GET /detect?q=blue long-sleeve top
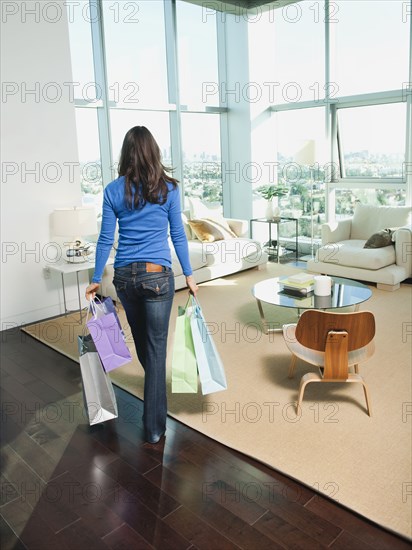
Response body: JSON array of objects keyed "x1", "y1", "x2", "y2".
[{"x1": 92, "y1": 176, "x2": 192, "y2": 283}]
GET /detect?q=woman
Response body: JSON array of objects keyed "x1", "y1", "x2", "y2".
[{"x1": 85, "y1": 126, "x2": 198, "y2": 444}]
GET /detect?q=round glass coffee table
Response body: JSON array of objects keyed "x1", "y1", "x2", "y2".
[{"x1": 252, "y1": 276, "x2": 373, "y2": 334}]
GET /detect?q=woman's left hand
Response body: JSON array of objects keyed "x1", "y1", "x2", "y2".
[
  {"x1": 85, "y1": 282, "x2": 100, "y2": 301},
  {"x1": 186, "y1": 275, "x2": 199, "y2": 297}
]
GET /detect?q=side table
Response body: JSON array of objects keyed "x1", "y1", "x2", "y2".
[
  {"x1": 250, "y1": 217, "x2": 299, "y2": 263},
  {"x1": 45, "y1": 258, "x2": 114, "y2": 323}
]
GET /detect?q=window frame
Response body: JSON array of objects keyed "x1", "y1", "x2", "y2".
[
  {"x1": 71, "y1": 0, "x2": 227, "y2": 210},
  {"x1": 269, "y1": 0, "x2": 412, "y2": 220},
  {"x1": 332, "y1": 91, "x2": 408, "y2": 186}
]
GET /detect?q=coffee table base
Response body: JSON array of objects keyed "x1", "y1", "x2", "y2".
[
  {"x1": 256, "y1": 299, "x2": 298, "y2": 334},
  {"x1": 256, "y1": 298, "x2": 362, "y2": 334}
]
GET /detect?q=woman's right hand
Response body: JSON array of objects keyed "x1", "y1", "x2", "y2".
[
  {"x1": 186, "y1": 275, "x2": 199, "y2": 297},
  {"x1": 85, "y1": 282, "x2": 100, "y2": 301}
]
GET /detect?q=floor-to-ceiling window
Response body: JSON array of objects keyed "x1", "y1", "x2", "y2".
[
  {"x1": 270, "y1": 0, "x2": 328, "y2": 245},
  {"x1": 176, "y1": 0, "x2": 222, "y2": 207},
  {"x1": 67, "y1": 0, "x2": 411, "y2": 231},
  {"x1": 66, "y1": 0, "x2": 224, "y2": 213},
  {"x1": 67, "y1": 0, "x2": 104, "y2": 214},
  {"x1": 269, "y1": 0, "x2": 411, "y2": 244},
  {"x1": 329, "y1": 0, "x2": 410, "y2": 217}
]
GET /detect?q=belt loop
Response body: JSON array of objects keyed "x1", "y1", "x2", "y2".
[{"x1": 131, "y1": 262, "x2": 137, "y2": 275}]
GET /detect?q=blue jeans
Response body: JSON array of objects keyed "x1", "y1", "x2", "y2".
[{"x1": 112, "y1": 262, "x2": 174, "y2": 441}]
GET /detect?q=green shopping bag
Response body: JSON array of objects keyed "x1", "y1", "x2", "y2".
[{"x1": 171, "y1": 299, "x2": 198, "y2": 393}]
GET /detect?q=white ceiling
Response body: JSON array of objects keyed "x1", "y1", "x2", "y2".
[{"x1": 183, "y1": 0, "x2": 302, "y2": 14}]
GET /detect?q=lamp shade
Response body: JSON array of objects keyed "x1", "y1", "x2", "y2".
[
  {"x1": 294, "y1": 139, "x2": 316, "y2": 166},
  {"x1": 53, "y1": 207, "x2": 98, "y2": 237}
]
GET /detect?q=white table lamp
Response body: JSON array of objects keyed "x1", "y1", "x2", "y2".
[{"x1": 53, "y1": 207, "x2": 98, "y2": 263}]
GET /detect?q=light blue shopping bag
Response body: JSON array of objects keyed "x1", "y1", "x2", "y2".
[{"x1": 190, "y1": 297, "x2": 227, "y2": 395}]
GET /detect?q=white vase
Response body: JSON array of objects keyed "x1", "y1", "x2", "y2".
[
  {"x1": 265, "y1": 201, "x2": 273, "y2": 220},
  {"x1": 265, "y1": 198, "x2": 280, "y2": 220}
]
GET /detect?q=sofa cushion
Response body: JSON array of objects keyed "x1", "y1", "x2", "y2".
[
  {"x1": 364, "y1": 229, "x2": 394, "y2": 249},
  {"x1": 351, "y1": 204, "x2": 411, "y2": 240},
  {"x1": 188, "y1": 218, "x2": 237, "y2": 242},
  {"x1": 317, "y1": 239, "x2": 396, "y2": 270}
]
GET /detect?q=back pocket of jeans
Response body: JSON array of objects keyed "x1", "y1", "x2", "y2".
[{"x1": 141, "y1": 277, "x2": 169, "y2": 296}]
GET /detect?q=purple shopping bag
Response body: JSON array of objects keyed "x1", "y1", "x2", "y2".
[
  {"x1": 102, "y1": 297, "x2": 124, "y2": 334},
  {"x1": 86, "y1": 300, "x2": 132, "y2": 372}
]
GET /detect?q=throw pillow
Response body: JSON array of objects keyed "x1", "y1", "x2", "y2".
[
  {"x1": 188, "y1": 197, "x2": 234, "y2": 234},
  {"x1": 364, "y1": 229, "x2": 394, "y2": 249},
  {"x1": 188, "y1": 218, "x2": 237, "y2": 242},
  {"x1": 181, "y1": 213, "x2": 194, "y2": 240}
]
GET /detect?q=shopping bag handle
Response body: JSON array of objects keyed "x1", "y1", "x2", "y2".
[
  {"x1": 191, "y1": 295, "x2": 201, "y2": 310},
  {"x1": 89, "y1": 297, "x2": 105, "y2": 319},
  {"x1": 80, "y1": 298, "x2": 103, "y2": 341},
  {"x1": 183, "y1": 295, "x2": 192, "y2": 311}
]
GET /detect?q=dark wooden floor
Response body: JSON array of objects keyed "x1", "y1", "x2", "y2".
[{"x1": 1, "y1": 327, "x2": 410, "y2": 550}]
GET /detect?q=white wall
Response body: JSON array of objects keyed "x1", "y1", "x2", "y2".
[{"x1": 1, "y1": 1, "x2": 86, "y2": 327}]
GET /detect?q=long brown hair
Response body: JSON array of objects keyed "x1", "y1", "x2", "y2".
[{"x1": 118, "y1": 126, "x2": 178, "y2": 209}]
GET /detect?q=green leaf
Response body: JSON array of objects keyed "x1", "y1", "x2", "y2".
[{"x1": 256, "y1": 185, "x2": 289, "y2": 200}]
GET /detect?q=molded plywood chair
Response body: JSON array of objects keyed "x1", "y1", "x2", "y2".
[{"x1": 283, "y1": 310, "x2": 375, "y2": 416}]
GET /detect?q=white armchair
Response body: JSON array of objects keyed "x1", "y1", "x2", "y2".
[{"x1": 307, "y1": 204, "x2": 412, "y2": 291}]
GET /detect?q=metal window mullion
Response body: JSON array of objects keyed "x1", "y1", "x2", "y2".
[
  {"x1": 333, "y1": 93, "x2": 406, "y2": 109},
  {"x1": 406, "y1": 4, "x2": 412, "y2": 205},
  {"x1": 330, "y1": 180, "x2": 406, "y2": 190},
  {"x1": 217, "y1": 13, "x2": 230, "y2": 216},
  {"x1": 336, "y1": 112, "x2": 344, "y2": 179},
  {"x1": 325, "y1": 0, "x2": 330, "y2": 96},
  {"x1": 90, "y1": 0, "x2": 113, "y2": 186},
  {"x1": 327, "y1": 103, "x2": 339, "y2": 219},
  {"x1": 164, "y1": 0, "x2": 183, "y2": 203},
  {"x1": 74, "y1": 100, "x2": 103, "y2": 108},
  {"x1": 324, "y1": 101, "x2": 333, "y2": 221},
  {"x1": 324, "y1": 0, "x2": 331, "y2": 141},
  {"x1": 270, "y1": 90, "x2": 407, "y2": 113},
  {"x1": 324, "y1": 0, "x2": 332, "y2": 221},
  {"x1": 271, "y1": 101, "x2": 326, "y2": 112}
]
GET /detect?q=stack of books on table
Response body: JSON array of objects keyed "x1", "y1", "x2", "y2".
[{"x1": 280, "y1": 273, "x2": 315, "y2": 296}]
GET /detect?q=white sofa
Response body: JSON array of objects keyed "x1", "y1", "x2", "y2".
[
  {"x1": 100, "y1": 214, "x2": 268, "y2": 301},
  {"x1": 307, "y1": 204, "x2": 412, "y2": 291}
]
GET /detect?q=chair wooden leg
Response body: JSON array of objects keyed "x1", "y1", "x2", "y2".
[
  {"x1": 354, "y1": 364, "x2": 359, "y2": 374},
  {"x1": 348, "y1": 374, "x2": 372, "y2": 416},
  {"x1": 360, "y1": 380, "x2": 372, "y2": 417},
  {"x1": 288, "y1": 355, "x2": 297, "y2": 378},
  {"x1": 296, "y1": 375, "x2": 319, "y2": 414},
  {"x1": 296, "y1": 381, "x2": 304, "y2": 415}
]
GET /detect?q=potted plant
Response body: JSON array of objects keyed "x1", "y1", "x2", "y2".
[{"x1": 257, "y1": 184, "x2": 289, "y2": 219}]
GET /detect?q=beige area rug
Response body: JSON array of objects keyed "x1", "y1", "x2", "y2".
[{"x1": 23, "y1": 263, "x2": 412, "y2": 539}]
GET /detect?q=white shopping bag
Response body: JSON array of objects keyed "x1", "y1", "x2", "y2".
[{"x1": 78, "y1": 335, "x2": 118, "y2": 425}]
